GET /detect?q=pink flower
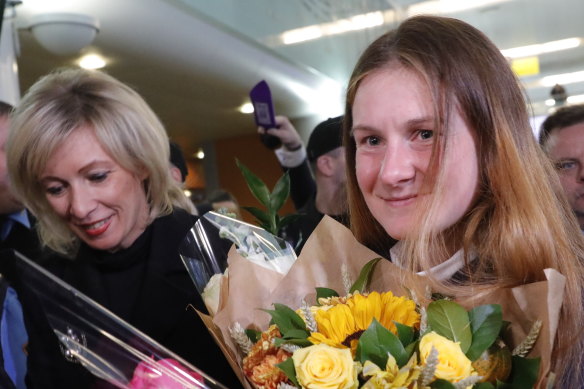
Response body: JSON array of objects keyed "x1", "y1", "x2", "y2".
[{"x1": 129, "y1": 358, "x2": 204, "y2": 389}]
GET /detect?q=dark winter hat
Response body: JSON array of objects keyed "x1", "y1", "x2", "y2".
[
  {"x1": 306, "y1": 115, "x2": 344, "y2": 162},
  {"x1": 169, "y1": 141, "x2": 188, "y2": 182}
]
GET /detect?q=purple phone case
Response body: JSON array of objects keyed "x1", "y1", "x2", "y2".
[{"x1": 250, "y1": 80, "x2": 276, "y2": 129}]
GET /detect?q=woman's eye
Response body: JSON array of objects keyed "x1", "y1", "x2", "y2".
[
  {"x1": 89, "y1": 171, "x2": 109, "y2": 182},
  {"x1": 365, "y1": 135, "x2": 381, "y2": 146},
  {"x1": 417, "y1": 129, "x2": 434, "y2": 140},
  {"x1": 46, "y1": 185, "x2": 64, "y2": 196}
]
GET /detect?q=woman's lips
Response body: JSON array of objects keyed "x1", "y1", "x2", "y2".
[
  {"x1": 80, "y1": 216, "x2": 112, "y2": 237},
  {"x1": 382, "y1": 195, "x2": 417, "y2": 207}
]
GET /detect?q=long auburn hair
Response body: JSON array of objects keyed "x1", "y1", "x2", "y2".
[
  {"x1": 344, "y1": 15, "x2": 584, "y2": 385},
  {"x1": 7, "y1": 68, "x2": 193, "y2": 256}
]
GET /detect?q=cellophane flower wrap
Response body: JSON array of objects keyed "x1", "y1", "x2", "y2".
[
  {"x1": 12, "y1": 252, "x2": 228, "y2": 389},
  {"x1": 185, "y1": 216, "x2": 564, "y2": 389}
]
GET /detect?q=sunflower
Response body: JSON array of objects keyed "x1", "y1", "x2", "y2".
[{"x1": 308, "y1": 291, "x2": 420, "y2": 353}]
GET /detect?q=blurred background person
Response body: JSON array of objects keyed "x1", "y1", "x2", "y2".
[
  {"x1": 258, "y1": 115, "x2": 316, "y2": 211},
  {"x1": 260, "y1": 116, "x2": 347, "y2": 252},
  {"x1": 7, "y1": 68, "x2": 238, "y2": 388},
  {"x1": 207, "y1": 189, "x2": 241, "y2": 219},
  {"x1": 0, "y1": 101, "x2": 37, "y2": 389},
  {"x1": 169, "y1": 140, "x2": 189, "y2": 184},
  {"x1": 539, "y1": 104, "x2": 584, "y2": 231},
  {"x1": 168, "y1": 140, "x2": 198, "y2": 215}
]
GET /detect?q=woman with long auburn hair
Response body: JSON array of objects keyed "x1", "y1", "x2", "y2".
[{"x1": 344, "y1": 15, "x2": 584, "y2": 385}]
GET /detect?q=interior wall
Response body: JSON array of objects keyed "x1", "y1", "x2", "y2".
[{"x1": 214, "y1": 133, "x2": 296, "y2": 224}]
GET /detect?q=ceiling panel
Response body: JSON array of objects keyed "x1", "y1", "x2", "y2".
[{"x1": 4, "y1": 0, "x2": 584, "y2": 156}]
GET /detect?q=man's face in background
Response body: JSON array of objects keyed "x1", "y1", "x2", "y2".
[{"x1": 546, "y1": 122, "x2": 584, "y2": 229}]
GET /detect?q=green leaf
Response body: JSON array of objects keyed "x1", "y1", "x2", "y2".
[
  {"x1": 276, "y1": 357, "x2": 299, "y2": 387},
  {"x1": 430, "y1": 379, "x2": 456, "y2": 388},
  {"x1": 270, "y1": 171, "x2": 290, "y2": 213},
  {"x1": 236, "y1": 159, "x2": 270, "y2": 206},
  {"x1": 395, "y1": 322, "x2": 415, "y2": 347},
  {"x1": 474, "y1": 383, "x2": 495, "y2": 389},
  {"x1": 241, "y1": 206, "x2": 271, "y2": 227},
  {"x1": 245, "y1": 329, "x2": 261, "y2": 343},
  {"x1": 281, "y1": 329, "x2": 310, "y2": 340},
  {"x1": 356, "y1": 319, "x2": 408, "y2": 368},
  {"x1": 349, "y1": 257, "x2": 381, "y2": 293},
  {"x1": 262, "y1": 303, "x2": 309, "y2": 337},
  {"x1": 274, "y1": 337, "x2": 312, "y2": 347},
  {"x1": 427, "y1": 300, "x2": 472, "y2": 353},
  {"x1": 404, "y1": 340, "x2": 418, "y2": 358},
  {"x1": 496, "y1": 356, "x2": 540, "y2": 389},
  {"x1": 466, "y1": 304, "x2": 503, "y2": 361},
  {"x1": 316, "y1": 287, "x2": 339, "y2": 301}
]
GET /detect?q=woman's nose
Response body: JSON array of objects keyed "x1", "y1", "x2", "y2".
[
  {"x1": 378, "y1": 144, "x2": 416, "y2": 187},
  {"x1": 68, "y1": 185, "x2": 96, "y2": 219}
]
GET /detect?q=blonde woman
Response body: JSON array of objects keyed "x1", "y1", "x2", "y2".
[
  {"x1": 344, "y1": 16, "x2": 584, "y2": 386},
  {"x1": 7, "y1": 68, "x2": 238, "y2": 388}
]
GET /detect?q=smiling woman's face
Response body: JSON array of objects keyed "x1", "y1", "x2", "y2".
[
  {"x1": 40, "y1": 125, "x2": 149, "y2": 252},
  {"x1": 351, "y1": 66, "x2": 480, "y2": 240}
]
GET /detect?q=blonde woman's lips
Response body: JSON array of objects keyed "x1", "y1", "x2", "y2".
[{"x1": 81, "y1": 216, "x2": 112, "y2": 236}]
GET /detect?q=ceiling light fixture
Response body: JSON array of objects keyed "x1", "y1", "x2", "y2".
[
  {"x1": 276, "y1": 0, "x2": 510, "y2": 46},
  {"x1": 28, "y1": 12, "x2": 100, "y2": 55},
  {"x1": 409, "y1": 0, "x2": 510, "y2": 15},
  {"x1": 281, "y1": 11, "x2": 383, "y2": 45},
  {"x1": 540, "y1": 70, "x2": 584, "y2": 87},
  {"x1": 568, "y1": 94, "x2": 584, "y2": 104},
  {"x1": 78, "y1": 54, "x2": 106, "y2": 69},
  {"x1": 239, "y1": 102, "x2": 254, "y2": 114},
  {"x1": 501, "y1": 37, "x2": 582, "y2": 59}
]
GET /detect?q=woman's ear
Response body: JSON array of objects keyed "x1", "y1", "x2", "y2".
[{"x1": 136, "y1": 165, "x2": 149, "y2": 181}]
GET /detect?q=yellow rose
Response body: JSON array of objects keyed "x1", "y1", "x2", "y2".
[
  {"x1": 293, "y1": 344, "x2": 358, "y2": 389},
  {"x1": 419, "y1": 332, "x2": 476, "y2": 383}
]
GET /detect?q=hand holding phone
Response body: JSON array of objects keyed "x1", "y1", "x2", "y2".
[{"x1": 249, "y1": 80, "x2": 281, "y2": 149}]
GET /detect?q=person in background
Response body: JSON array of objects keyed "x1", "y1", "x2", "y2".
[
  {"x1": 6, "y1": 68, "x2": 239, "y2": 388},
  {"x1": 539, "y1": 104, "x2": 584, "y2": 230},
  {"x1": 258, "y1": 115, "x2": 316, "y2": 211},
  {"x1": 0, "y1": 101, "x2": 37, "y2": 389},
  {"x1": 169, "y1": 141, "x2": 189, "y2": 184},
  {"x1": 344, "y1": 15, "x2": 584, "y2": 385},
  {"x1": 168, "y1": 140, "x2": 198, "y2": 215},
  {"x1": 207, "y1": 189, "x2": 242, "y2": 220},
  {"x1": 261, "y1": 116, "x2": 348, "y2": 252}
]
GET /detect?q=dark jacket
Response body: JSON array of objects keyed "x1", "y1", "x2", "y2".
[
  {"x1": 19, "y1": 209, "x2": 241, "y2": 388},
  {"x1": 280, "y1": 194, "x2": 347, "y2": 254}
]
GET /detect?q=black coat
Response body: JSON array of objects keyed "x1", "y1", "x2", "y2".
[{"x1": 19, "y1": 209, "x2": 241, "y2": 388}]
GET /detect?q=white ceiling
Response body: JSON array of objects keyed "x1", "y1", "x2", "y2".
[{"x1": 5, "y1": 0, "x2": 584, "y2": 157}]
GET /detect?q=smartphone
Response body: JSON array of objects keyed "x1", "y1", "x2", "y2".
[{"x1": 249, "y1": 80, "x2": 281, "y2": 149}]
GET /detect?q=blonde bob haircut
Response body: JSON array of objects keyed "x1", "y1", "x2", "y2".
[
  {"x1": 7, "y1": 68, "x2": 193, "y2": 256},
  {"x1": 344, "y1": 16, "x2": 584, "y2": 385}
]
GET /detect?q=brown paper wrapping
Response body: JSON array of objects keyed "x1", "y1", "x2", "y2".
[{"x1": 203, "y1": 216, "x2": 564, "y2": 388}]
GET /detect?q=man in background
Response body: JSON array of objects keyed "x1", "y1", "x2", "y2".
[
  {"x1": 259, "y1": 116, "x2": 347, "y2": 252},
  {"x1": 540, "y1": 104, "x2": 584, "y2": 230},
  {"x1": 0, "y1": 101, "x2": 37, "y2": 389},
  {"x1": 169, "y1": 141, "x2": 198, "y2": 215}
]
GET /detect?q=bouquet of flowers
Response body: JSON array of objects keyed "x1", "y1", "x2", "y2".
[
  {"x1": 231, "y1": 259, "x2": 543, "y2": 388},
  {"x1": 12, "y1": 252, "x2": 228, "y2": 389},
  {"x1": 181, "y1": 216, "x2": 564, "y2": 389}
]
